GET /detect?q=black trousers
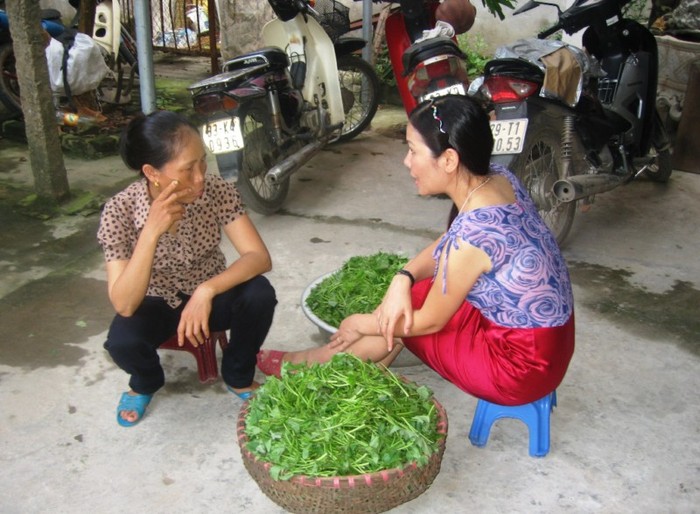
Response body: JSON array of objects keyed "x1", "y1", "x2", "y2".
[{"x1": 104, "y1": 276, "x2": 277, "y2": 394}]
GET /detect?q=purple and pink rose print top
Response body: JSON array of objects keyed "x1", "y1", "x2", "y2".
[{"x1": 433, "y1": 164, "x2": 573, "y2": 329}]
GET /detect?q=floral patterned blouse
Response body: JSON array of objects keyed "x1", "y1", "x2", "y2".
[
  {"x1": 97, "y1": 174, "x2": 245, "y2": 308},
  {"x1": 433, "y1": 164, "x2": 573, "y2": 328}
]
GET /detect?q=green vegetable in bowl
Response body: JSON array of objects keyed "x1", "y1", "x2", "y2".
[
  {"x1": 305, "y1": 252, "x2": 409, "y2": 328},
  {"x1": 244, "y1": 353, "x2": 441, "y2": 481}
]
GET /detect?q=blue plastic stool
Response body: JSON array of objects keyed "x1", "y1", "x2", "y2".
[{"x1": 468, "y1": 391, "x2": 557, "y2": 457}]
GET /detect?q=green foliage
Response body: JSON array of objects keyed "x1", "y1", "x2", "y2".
[
  {"x1": 305, "y1": 252, "x2": 409, "y2": 328},
  {"x1": 456, "y1": 33, "x2": 490, "y2": 77},
  {"x1": 480, "y1": 0, "x2": 517, "y2": 20},
  {"x1": 622, "y1": 0, "x2": 651, "y2": 24},
  {"x1": 245, "y1": 353, "x2": 441, "y2": 480},
  {"x1": 374, "y1": 45, "x2": 397, "y2": 89}
]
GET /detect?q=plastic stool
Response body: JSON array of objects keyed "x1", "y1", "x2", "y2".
[
  {"x1": 468, "y1": 391, "x2": 557, "y2": 457},
  {"x1": 159, "y1": 331, "x2": 229, "y2": 383}
]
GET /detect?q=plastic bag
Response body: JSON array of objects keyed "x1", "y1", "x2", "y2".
[
  {"x1": 494, "y1": 38, "x2": 604, "y2": 106},
  {"x1": 45, "y1": 33, "x2": 110, "y2": 96}
]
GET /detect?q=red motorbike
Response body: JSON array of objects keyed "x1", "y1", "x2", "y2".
[{"x1": 371, "y1": 0, "x2": 472, "y2": 114}]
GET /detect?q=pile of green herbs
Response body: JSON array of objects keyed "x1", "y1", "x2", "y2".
[
  {"x1": 305, "y1": 252, "x2": 409, "y2": 328},
  {"x1": 245, "y1": 353, "x2": 441, "y2": 481}
]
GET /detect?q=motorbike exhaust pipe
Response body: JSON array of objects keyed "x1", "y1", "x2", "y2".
[
  {"x1": 265, "y1": 123, "x2": 344, "y2": 185},
  {"x1": 265, "y1": 140, "x2": 326, "y2": 185},
  {"x1": 552, "y1": 174, "x2": 625, "y2": 202}
]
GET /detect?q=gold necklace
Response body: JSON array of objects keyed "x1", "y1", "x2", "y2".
[{"x1": 458, "y1": 176, "x2": 492, "y2": 212}]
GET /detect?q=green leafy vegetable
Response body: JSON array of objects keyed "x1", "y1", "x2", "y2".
[
  {"x1": 245, "y1": 354, "x2": 441, "y2": 481},
  {"x1": 305, "y1": 252, "x2": 409, "y2": 328}
]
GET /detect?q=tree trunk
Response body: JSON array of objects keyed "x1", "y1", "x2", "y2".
[
  {"x1": 77, "y1": 0, "x2": 97, "y2": 36},
  {"x1": 5, "y1": 0, "x2": 70, "y2": 202},
  {"x1": 216, "y1": 0, "x2": 275, "y2": 61}
]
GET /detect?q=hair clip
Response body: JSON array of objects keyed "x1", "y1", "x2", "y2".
[{"x1": 431, "y1": 103, "x2": 447, "y2": 134}]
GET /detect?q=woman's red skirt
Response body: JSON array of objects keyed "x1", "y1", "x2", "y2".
[{"x1": 402, "y1": 279, "x2": 575, "y2": 405}]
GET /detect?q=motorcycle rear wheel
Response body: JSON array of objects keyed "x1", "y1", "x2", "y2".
[
  {"x1": 335, "y1": 54, "x2": 379, "y2": 143},
  {"x1": 0, "y1": 44, "x2": 22, "y2": 114},
  {"x1": 511, "y1": 124, "x2": 576, "y2": 246},
  {"x1": 234, "y1": 101, "x2": 291, "y2": 215}
]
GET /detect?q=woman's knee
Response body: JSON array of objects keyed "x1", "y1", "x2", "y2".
[{"x1": 241, "y1": 275, "x2": 277, "y2": 310}]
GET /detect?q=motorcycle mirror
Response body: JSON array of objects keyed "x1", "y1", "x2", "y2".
[
  {"x1": 513, "y1": 0, "x2": 561, "y2": 16},
  {"x1": 513, "y1": 0, "x2": 540, "y2": 15}
]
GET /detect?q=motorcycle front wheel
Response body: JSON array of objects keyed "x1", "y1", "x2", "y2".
[
  {"x1": 335, "y1": 54, "x2": 379, "y2": 143},
  {"x1": 511, "y1": 124, "x2": 576, "y2": 246},
  {"x1": 0, "y1": 44, "x2": 22, "y2": 114},
  {"x1": 234, "y1": 101, "x2": 290, "y2": 214}
]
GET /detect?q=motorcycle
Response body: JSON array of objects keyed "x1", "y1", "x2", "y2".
[
  {"x1": 475, "y1": 0, "x2": 672, "y2": 245},
  {"x1": 188, "y1": 0, "x2": 380, "y2": 214},
  {"x1": 378, "y1": 0, "x2": 471, "y2": 113},
  {"x1": 0, "y1": 1, "x2": 137, "y2": 115}
]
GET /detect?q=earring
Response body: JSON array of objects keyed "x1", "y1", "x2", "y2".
[{"x1": 154, "y1": 180, "x2": 160, "y2": 188}]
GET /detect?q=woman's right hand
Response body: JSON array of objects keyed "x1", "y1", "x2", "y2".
[
  {"x1": 375, "y1": 275, "x2": 414, "y2": 347},
  {"x1": 145, "y1": 180, "x2": 188, "y2": 236}
]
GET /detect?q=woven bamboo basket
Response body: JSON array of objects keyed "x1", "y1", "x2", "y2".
[{"x1": 237, "y1": 398, "x2": 448, "y2": 514}]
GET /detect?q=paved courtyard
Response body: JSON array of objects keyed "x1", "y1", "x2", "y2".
[{"x1": 0, "y1": 101, "x2": 698, "y2": 512}]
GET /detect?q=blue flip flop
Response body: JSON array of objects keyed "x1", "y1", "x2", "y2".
[
  {"x1": 226, "y1": 385, "x2": 254, "y2": 401},
  {"x1": 116, "y1": 392, "x2": 153, "y2": 427}
]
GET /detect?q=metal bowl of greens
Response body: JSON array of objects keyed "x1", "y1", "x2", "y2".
[
  {"x1": 301, "y1": 252, "x2": 422, "y2": 366},
  {"x1": 301, "y1": 252, "x2": 409, "y2": 336}
]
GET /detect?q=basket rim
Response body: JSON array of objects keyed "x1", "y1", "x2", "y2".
[{"x1": 237, "y1": 394, "x2": 448, "y2": 487}]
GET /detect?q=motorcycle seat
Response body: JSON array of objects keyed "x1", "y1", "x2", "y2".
[
  {"x1": 484, "y1": 58, "x2": 544, "y2": 81},
  {"x1": 223, "y1": 47, "x2": 290, "y2": 74},
  {"x1": 402, "y1": 36, "x2": 465, "y2": 73}
]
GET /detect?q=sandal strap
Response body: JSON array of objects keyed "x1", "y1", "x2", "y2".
[{"x1": 118, "y1": 392, "x2": 153, "y2": 412}]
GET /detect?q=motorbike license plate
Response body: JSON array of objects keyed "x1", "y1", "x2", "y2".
[
  {"x1": 490, "y1": 118, "x2": 528, "y2": 155},
  {"x1": 422, "y1": 83, "x2": 466, "y2": 101},
  {"x1": 201, "y1": 117, "x2": 244, "y2": 155}
]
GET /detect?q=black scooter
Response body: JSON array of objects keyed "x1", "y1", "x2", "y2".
[{"x1": 476, "y1": 0, "x2": 672, "y2": 245}]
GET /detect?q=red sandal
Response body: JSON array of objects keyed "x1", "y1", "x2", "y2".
[{"x1": 256, "y1": 349, "x2": 286, "y2": 378}]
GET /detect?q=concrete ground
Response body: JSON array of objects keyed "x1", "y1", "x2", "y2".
[{"x1": 1, "y1": 79, "x2": 699, "y2": 511}]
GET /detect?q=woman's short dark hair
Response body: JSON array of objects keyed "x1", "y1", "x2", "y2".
[
  {"x1": 409, "y1": 95, "x2": 493, "y2": 177},
  {"x1": 119, "y1": 110, "x2": 200, "y2": 173}
]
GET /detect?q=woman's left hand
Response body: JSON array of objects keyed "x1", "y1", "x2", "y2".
[
  {"x1": 177, "y1": 285, "x2": 215, "y2": 347},
  {"x1": 329, "y1": 314, "x2": 364, "y2": 351}
]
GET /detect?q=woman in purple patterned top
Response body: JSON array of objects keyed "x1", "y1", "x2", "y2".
[
  {"x1": 98, "y1": 111, "x2": 277, "y2": 427},
  {"x1": 258, "y1": 95, "x2": 574, "y2": 405}
]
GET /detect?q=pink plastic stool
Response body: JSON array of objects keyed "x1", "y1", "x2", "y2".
[
  {"x1": 159, "y1": 331, "x2": 229, "y2": 383},
  {"x1": 468, "y1": 391, "x2": 557, "y2": 457}
]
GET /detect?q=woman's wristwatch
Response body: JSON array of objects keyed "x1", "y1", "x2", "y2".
[{"x1": 395, "y1": 269, "x2": 416, "y2": 287}]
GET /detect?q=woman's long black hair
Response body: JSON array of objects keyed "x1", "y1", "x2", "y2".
[{"x1": 409, "y1": 95, "x2": 494, "y2": 226}]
